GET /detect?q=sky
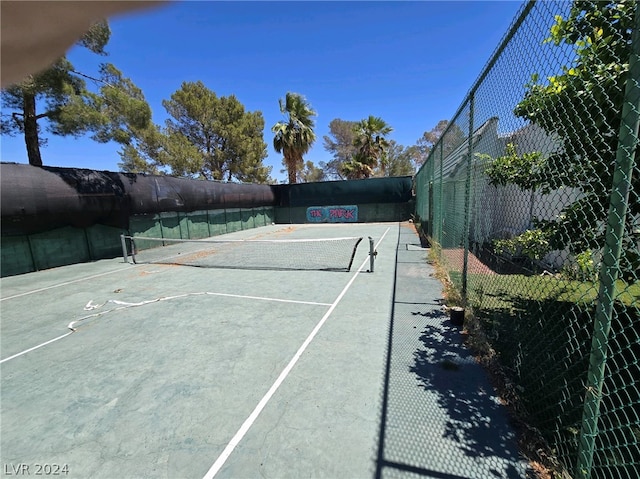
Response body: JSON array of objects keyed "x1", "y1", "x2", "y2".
[{"x1": 0, "y1": 0, "x2": 525, "y2": 183}]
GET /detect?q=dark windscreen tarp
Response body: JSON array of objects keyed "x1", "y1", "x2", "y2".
[
  {"x1": 274, "y1": 176, "x2": 414, "y2": 207},
  {"x1": 1, "y1": 164, "x2": 412, "y2": 235},
  {"x1": 1, "y1": 164, "x2": 276, "y2": 235},
  {"x1": 125, "y1": 175, "x2": 274, "y2": 213},
  {"x1": 0, "y1": 164, "x2": 130, "y2": 234}
]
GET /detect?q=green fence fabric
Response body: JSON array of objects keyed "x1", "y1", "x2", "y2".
[
  {"x1": 0, "y1": 207, "x2": 275, "y2": 277},
  {"x1": 414, "y1": 2, "x2": 639, "y2": 478}
]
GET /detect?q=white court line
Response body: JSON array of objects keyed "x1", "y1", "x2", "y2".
[
  {"x1": 202, "y1": 226, "x2": 392, "y2": 479},
  {"x1": 0, "y1": 267, "x2": 128, "y2": 302},
  {"x1": 206, "y1": 292, "x2": 331, "y2": 307},
  {"x1": 0, "y1": 331, "x2": 74, "y2": 364},
  {"x1": 0, "y1": 292, "x2": 332, "y2": 364},
  {"x1": 67, "y1": 292, "x2": 332, "y2": 330},
  {"x1": 207, "y1": 292, "x2": 331, "y2": 306}
]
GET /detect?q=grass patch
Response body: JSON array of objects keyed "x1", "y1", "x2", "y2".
[
  {"x1": 428, "y1": 244, "x2": 465, "y2": 308},
  {"x1": 456, "y1": 272, "x2": 639, "y2": 310}
]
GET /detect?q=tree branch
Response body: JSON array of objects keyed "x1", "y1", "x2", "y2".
[
  {"x1": 11, "y1": 112, "x2": 24, "y2": 129},
  {"x1": 35, "y1": 111, "x2": 52, "y2": 120},
  {"x1": 70, "y1": 69, "x2": 116, "y2": 89}
]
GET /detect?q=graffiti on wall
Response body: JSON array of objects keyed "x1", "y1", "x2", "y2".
[{"x1": 306, "y1": 205, "x2": 358, "y2": 223}]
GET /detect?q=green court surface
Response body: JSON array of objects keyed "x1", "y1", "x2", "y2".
[{"x1": 1, "y1": 223, "x2": 531, "y2": 478}]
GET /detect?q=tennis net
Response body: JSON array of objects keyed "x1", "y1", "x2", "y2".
[{"x1": 120, "y1": 234, "x2": 371, "y2": 272}]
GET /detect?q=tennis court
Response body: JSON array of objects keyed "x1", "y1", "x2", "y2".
[{"x1": 1, "y1": 222, "x2": 530, "y2": 478}]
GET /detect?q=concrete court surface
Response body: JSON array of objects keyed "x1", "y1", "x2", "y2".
[{"x1": 0, "y1": 222, "x2": 532, "y2": 478}]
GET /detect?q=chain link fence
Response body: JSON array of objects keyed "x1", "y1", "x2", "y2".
[{"x1": 414, "y1": 1, "x2": 639, "y2": 478}]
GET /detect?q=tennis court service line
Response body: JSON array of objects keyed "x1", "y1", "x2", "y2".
[
  {"x1": 202, "y1": 226, "x2": 391, "y2": 479},
  {"x1": 1, "y1": 291, "x2": 332, "y2": 364},
  {"x1": 0, "y1": 266, "x2": 129, "y2": 302},
  {"x1": 68, "y1": 292, "x2": 332, "y2": 331},
  {"x1": 0, "y1": 331, "x2": 74, "y2": 364}
]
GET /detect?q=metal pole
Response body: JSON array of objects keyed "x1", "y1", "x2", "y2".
[
  {"x1": 369, "y1": 236, "x2": 376, "y2": 273},
  {"x1": 120, "y1": 234, "x2": 128, "y2": 263},
  {"x1": 576, "y1": 4, "x2": 640, "y2": 477},
  {"x1": 462, "y1": 95, "x2": 475, "y2": 301},
  {"x1": 438, "y1": 140, "x2": 444, "y2": 245}
]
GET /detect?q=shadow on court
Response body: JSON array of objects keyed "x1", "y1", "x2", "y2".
[{"x1": 374, "y1": 225, "x2": 533, "y2": 479}]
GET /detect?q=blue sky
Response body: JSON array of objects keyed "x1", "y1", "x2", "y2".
[{"x1": 1, "y1": 1, "x2": 524, "y2": 182}]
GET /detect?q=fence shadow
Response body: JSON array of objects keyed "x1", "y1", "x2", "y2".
[
  {"x1": 475, "y1": 291, "x2": 640, "y2": 478},
  {"x1": 374, "y1": 227, "x2": 533, "y2": 479}
]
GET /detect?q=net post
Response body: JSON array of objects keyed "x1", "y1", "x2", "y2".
[
  {"x1": 120, "y1": 234, "x2": 128, "y2": 263},
  {"x1": 369, "y1": 236, "x2": 376, "y2": 273}
]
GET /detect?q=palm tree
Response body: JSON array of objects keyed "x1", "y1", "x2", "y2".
[
  {"x1": 271, "y1": 92, "x2": 317, "y2": 184},
  {"x1": 351, "y1": 115, "x2": 393, "y2": 178},
  {"x1": 340, "y1": 153, "x2": 373, "y2": 180}
]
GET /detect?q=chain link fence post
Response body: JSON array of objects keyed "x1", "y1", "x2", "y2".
[
  {"x1": 437, "y1": 140, "x2": 443, "y2": 245},
  {"x1": 575, "y1": 2, "x2": 640, "y2": 478},
  {"x1": 462, "y1": 94, "x2": 475, "y2": 301}
]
